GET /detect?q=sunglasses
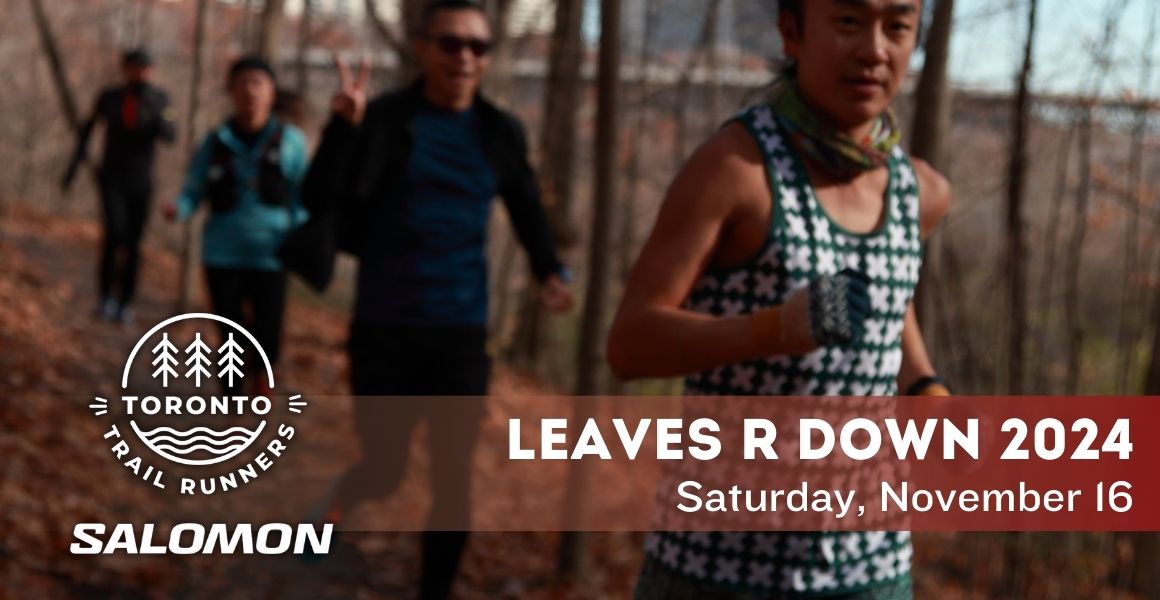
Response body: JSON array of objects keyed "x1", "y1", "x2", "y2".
[{"x1": 429, "y1": 35, "x2": 492, "y2": 58}]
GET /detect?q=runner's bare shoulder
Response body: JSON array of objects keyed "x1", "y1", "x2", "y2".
[
  {"x1": 662, "y1": 122, "x2": 770, "y2": 227},
  {"x1": 912, "y1": 158, "x2": 952, "y2": 238}
]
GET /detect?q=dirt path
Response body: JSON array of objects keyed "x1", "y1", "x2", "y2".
[{"x1": 0, "y1": 205, "x2": 645, "y2": 599}]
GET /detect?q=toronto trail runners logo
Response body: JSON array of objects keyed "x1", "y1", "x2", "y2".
[{"x1": 89, "y1": 313, "x2": 308, "y2": 495}]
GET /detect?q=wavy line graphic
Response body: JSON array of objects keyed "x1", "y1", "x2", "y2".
[
  {"x1": 147, "y1": 441, "x2": 249, "y2": 453},
  {"x1": 151, "y1": 443, "x2": 250, "y2": 455},
  {"x1": 134, "y1": 425, "x2": 257, "y2": 436},
  {"x1": 144, "y1": 434, "x2": 252, "y2": 446},
  {"x1": 131, "y1": 420, "x2": 266, "y2": 466}
]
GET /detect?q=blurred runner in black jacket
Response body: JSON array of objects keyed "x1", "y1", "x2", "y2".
[{"x1": 63, "y1": 48, "x2": 176, "y2": 323}]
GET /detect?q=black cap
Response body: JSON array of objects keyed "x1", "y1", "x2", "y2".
[
  {"x1": 123, "y1": 48, "x2": 152, "y2": 67},
  {"x1": 227, "y1": 55, "x2": 277, "y2": 86}
]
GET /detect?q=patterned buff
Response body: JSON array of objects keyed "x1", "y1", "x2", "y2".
[{"x1": 767, "y1": 81, "x2": 901, "y2": 180}]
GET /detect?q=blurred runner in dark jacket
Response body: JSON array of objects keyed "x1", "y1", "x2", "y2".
[
  {"x1": 63, "y1": 48, "x2": 176, "y2": 323},
  {"x1": 301, "y1": 2, "x2": 573, "y2": 597}
]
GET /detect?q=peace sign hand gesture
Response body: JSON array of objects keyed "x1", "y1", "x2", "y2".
[{"x1": 332, "y1": 54, "x2": 369, "y2": 125}]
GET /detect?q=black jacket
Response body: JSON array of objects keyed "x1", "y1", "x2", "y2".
[
  {"x1": 66, "y1": 83, "x2": 176, "y2": 184},
  {"x1": 300, "y1": 80, "x2": 564, "y2": 282}
]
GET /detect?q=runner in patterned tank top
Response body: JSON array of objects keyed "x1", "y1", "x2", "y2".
[{"x1": 608, "y1": 1, "x2": 952, "y2": 598}]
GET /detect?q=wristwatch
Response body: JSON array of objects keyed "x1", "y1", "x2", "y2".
[{"x1": 906, "y1": 375, "x2": 952, "y2": 396}]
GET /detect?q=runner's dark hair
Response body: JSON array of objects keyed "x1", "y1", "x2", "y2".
[
  {"x1": 123, "y1": 48, "x2": 151, "y2": 67},
  {"x1": 227, "y1": 55, "x2": 277, "y2": 87},
  {"x1": 418, "y1": 0, "x2": 489, "y2": 38}
]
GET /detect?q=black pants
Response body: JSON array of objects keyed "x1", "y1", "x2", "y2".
[
  {"x1": 339, "y1": 323, "x2": 490, "y2": 600},
  {"x1": 203, "y1": 267, "x2": 288, "y2": 393},
  {"x1": 98, "y1": 175, "x2": 151, "y2": 305}
]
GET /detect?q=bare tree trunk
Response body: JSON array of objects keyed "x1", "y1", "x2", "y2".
[
  {"x1": 18, "y1": 61, "x2": 43, "y2": 204},
  {"x1": 539, "y1": 0, "x2": 585, "y2": 240},
  {"x1": 99, "y1": 1, "x2": 112, "y2": 79},
  {"x1": 606, "y1": 0, "x2": 659, "y2": 397},
  {"x1": 909, "y1": 0, "x2": 954, "y2": 170},
  {"x1": 672, "y1": 0, "x2": 722, "y2": 169},
  {"x1": 619, "y1": 0, "x2": 658, "y2": 286},
  {"x1": 120, "y1": 0, "x2": 136, "y2": 47},
  {"x1": 1061, "y1": 0, "x2": 1126, "y2": 390},
  {"x1": 575, "y1": 0, "x2": 620, "y2": 408},
  {"x1": 1116, "y1": 109, "x2": 1147, "y2": 393},
  {"x1": 1032, "y1": 120, "x2": 1076, "y2": 393},
  {"x1": 482, "y1": 0, "x2": 517, "y2": 101},
  {"x1": 479, "y1": 0, "x2": 522, "y2": 352},
  {"x1": 256, "y1": 0, "x2": 285, "y2": 63},
  {"x1": 29, "y1": 0, "x2": 83, "y2": 131},
  {"x1": 30, "y1": 0, "x2": 101, "y2": 195},
  {"x1": 1036, "y1": 2, "x2": 1125, "y2": 393},
  {"x1": 925, "y1": 252, "x2": 960, "y2": 381},
  {"x1": 940, "y1": 236, "x2": 983, "y2": 391},
  {"x1": 1064, "y1": 106, "x2": 1093, "y2": 395},
  {"x1": 704, "y1": 0, "x2": 722, "y2": 130},
  {"x1": 559, "y1": 0, "x2": 621, "y2": 578},
  {"x1": 1008, "y1": 531, "x2": 1034, "y2": 597},
  {"x1": 1005, "y1": 0, "x2": 1037, "y2": 395},
  {"x1": 908, "y1": 0, "x2": 954, "y2": 331},
  {"x1": 364, "y1": 0, "x2": 425, "y2": 82},
  {"x1": 1116, "y1": 3, "x2": 1156, "y2": 394},
  {"x1": 242, "y1": 0, "x2": 257, "y2": 52},
  {"x1": 139, "y1": 0, "x2": 154, "y2": 48},
  {"x1": 510, "y1": 0, "x2": 586, "y2": 371},
  {"x1": 1140, "y1": 238, "x2": 1160, "y2": 393},
  {"x1": 489, "y1": 231, "x2": 522, "y2": 350},
  {"x1": 295, "y1": 0, "x2": 313, "y2": 92},
  {"x1": 19, "y1": 122, "x2": 35, "y2": 201},
  {"x1": 178, "y1": 0, "x2": 211, "y2": 313},
  {"x1": 1129, "y1": 533, "x2": 1160, "y2": 596}
]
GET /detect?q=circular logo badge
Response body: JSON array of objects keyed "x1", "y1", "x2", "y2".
[{"x1": 90, "y1": 313, "x2": 308, "y2": 495}]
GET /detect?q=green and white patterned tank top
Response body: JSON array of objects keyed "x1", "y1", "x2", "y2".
[{"x1": 642, "y1": 105, "x2": 923, "y2": 597}]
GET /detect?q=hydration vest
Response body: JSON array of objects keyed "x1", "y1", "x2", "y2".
[{"x1": 204, "y1": 123, "x2": 292, "y2": 213}]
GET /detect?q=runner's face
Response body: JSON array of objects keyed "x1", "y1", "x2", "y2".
[
  {"x1": 229, "y1": 70, "x2": 275, "y2": 122},
  {"x1": 781, "y1": 0, "x2": 921, "y2": 132},
  {"x1": 123, "y1": 64, "x2": 151, "y2": 85},
  {"x1": 416, "y1": 9, "x2": 492, "y2": 104}
]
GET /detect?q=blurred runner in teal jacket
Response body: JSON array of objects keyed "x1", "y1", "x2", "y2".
[{"x1": 166, "y1": 56, "x2": 308, "y2": 395}]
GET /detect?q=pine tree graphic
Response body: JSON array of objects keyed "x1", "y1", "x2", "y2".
[
  {"x1": 218, "y1": 333, "x2": 245, "y2": 389},
  {"x1": 151, "y1": 333, "x2": 180, "y2": 387},
  {"x1": 184, "y1": 332, "x2": 214, "y2": 387}
]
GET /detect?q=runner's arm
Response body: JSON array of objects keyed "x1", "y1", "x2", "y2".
[
  {"x1": 284, "y1": 127, "x2": 311, "y2": 226},
  {"x1": 62, "y1": 92, "x2": 106, "y2": 189},
  {"x1": 897, "y1": 305, "x2": 937, "y2": 391},
  {"x1": 499, "y1": 116, "x2": 565, "y2": 282},
  {"x1": 898, "y1": 158, "x2": 952, "y2": 393},
  {"x1": 607, "y1": 124, "x2": 815, "y2": 381},
  {"x1": 154, "y1": 90, "x2": 177, "y2": 144},
  {"x1": 174, "y1": 135, "x2": 216, "y2": 220}
]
